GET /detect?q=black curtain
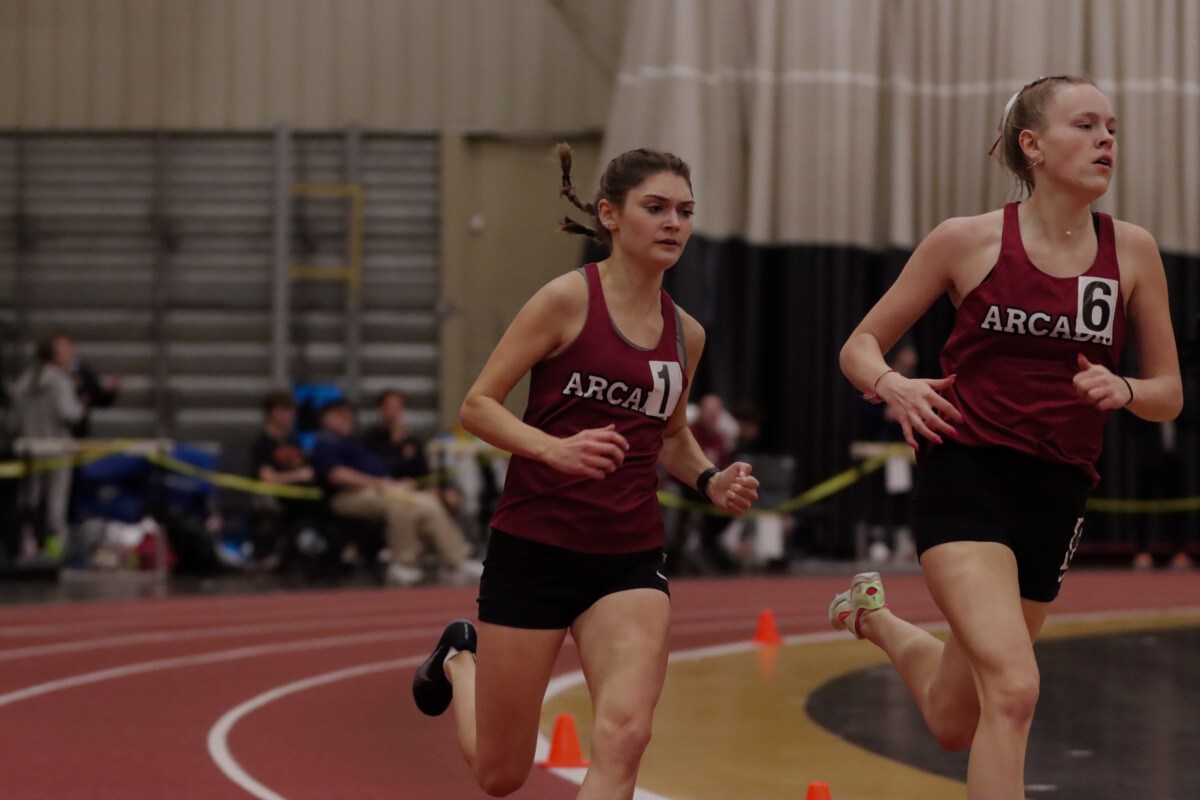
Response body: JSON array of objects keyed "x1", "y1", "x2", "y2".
[{"x1": 664, "y1": 236, "x2": 1200, "y2": 557}]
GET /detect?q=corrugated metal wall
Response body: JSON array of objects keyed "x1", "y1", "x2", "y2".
[
  {"x1": 0, "y1": 131, "x2": 444, "y2": 451},
  {"x1": 0, "y1": 0, "x2": 625, "y2": 131}
]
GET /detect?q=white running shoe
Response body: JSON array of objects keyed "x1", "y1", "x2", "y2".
[
  {"x1": 439, "y1": 558, "x2": 484, "y2": 585},
  {"x1": 828, "y1": 571, "x2": 887, "y2": 639},
  {"x1": 386, "y1": 562, "x2": 425, "y2": 587}
]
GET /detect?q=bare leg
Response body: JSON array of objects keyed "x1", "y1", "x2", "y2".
[
  {"x1": 445, "y1": 622, "x2": 566, "y2": 797},
  {"x1": 858, "y1": 609, "x2": 980, "y2": 750},
  {"x1": 571, "y1": 589, "x2": 671, "y2": 800},
  {"x1": 860, "y1": 542, "x2": 1049, "y2": 799}
]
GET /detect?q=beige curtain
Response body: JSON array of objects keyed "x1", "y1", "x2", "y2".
[
  {"x1": 602, "y1": 0, "x2": 1200, "y2": 255},
  {"x1": 0, "y1": 0, "x2": 625, "y2": 133}
]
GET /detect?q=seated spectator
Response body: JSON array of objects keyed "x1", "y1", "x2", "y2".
[
  {"x1": 10, "y1": 334, "x2": 84, "y2": 558},
  {"x1": 363, "y1": 389, "x2": 464, "y2": 515},
  {"x1": 249, "y1": 390, "x2": 321, "y2": 568},
  {"x1": 311, "y1": 399, "x2": 482, "y2": 586}
]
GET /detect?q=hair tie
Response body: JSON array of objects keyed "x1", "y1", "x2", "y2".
[
  {"x1": 1001, "y1": 88, "x2": 1023, "y2": 122},
  {"x1": 988, "y1": 81, "x2": 1035, "y2": 156}
]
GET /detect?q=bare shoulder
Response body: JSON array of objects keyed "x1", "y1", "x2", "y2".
[
  {"x1": 540, "y1": 268, "x2": 589, "y2": 305},
  {"x1": 904, "y1": 210, "x2": 1003, "y2": 301},
  {"x1": 920, "y1": 210, "x2": 1003, "y2": 256},
  {"x1": 1112, "y1": 218, "x2": 1162, "y2": 262},
  {"x1": 526, "y1": 268, "x2": 589, "y2": 317}
]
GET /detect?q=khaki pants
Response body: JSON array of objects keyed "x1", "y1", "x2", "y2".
[
  {"x1": 330, "y1": 486, "x2": 470, "y2": 568},
  {"x1": 21, "y1": 467, "x2": 72, "y2": 540}
]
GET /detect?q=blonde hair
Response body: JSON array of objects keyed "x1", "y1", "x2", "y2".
[{"x1": 992, "y1": 75, "x2": 1095, "y2": 197}]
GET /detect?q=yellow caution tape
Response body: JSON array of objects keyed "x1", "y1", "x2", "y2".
[
  {"x1": 661, "y1": 444, "x2": 1200, "y2": 518},
  {"x1": 141, "y1": 451, "x2": 324, "y2": 500},
  {"x1": 0, "y1": 440, "x2": 140, "y2": 479},
  {"x1": 659, "y1": 443, "x2": 911, "y2": 519},
  {"x1": 0, "y1": 443, "x2": 456, "y2": 501},
  {"x1": 139, "y1": 454, "x2": 452, "y2": 500},
  {"x1": 1086, "y1": 496, "x2": 1200, "y2": 514},
  {"x1": 4, "y1": 439, "x2": 1198, "y2": 514}
]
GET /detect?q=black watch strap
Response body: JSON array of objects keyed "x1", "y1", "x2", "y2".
[{"x1": 696, "y1": 466, "x2": 720, "y2": 499}]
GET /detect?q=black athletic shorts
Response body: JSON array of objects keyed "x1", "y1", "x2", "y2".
[
  {"x1": 476, "y1": 529, "x2": 670, "y2": 629},
  {"x1": 911, "y1": 442, "x2": 1090, "y2": 602}
]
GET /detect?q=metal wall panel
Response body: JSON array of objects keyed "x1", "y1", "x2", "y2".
[{"x1": 0, "y1": 131, "x2": 441, "y2": 446}]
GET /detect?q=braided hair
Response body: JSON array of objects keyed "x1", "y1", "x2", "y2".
[{"x1": 557, "y1": 143, "x2": 692, "y2": 247}]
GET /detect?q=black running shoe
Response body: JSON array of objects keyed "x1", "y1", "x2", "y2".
[{"x1": 412, "y1": 619, "x2": 477, "y2": 716}]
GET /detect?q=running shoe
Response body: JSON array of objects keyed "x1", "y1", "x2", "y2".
[
  {"x1": 412, "y1": 619, "x2": 477, "y2": 716},
  {"x1": 828, "y1": 571, "x2": 887, "y2": 639}
]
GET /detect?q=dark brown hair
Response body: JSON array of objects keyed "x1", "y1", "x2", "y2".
[
  {"x1": 992, "y1": 75, "x2": 1094, "y2": 197},
  {"x1": 375, "y1": 388, "x2": 407, "y2": 408},
  {"x1": 557, "y1": 143, "x2": 692, "y2": 247},
  {"x1": 261, "y1": 389, "x2": 295, "y2": 415}
]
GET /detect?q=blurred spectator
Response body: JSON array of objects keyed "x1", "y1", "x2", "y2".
[
  {"x1": 857, "y1": 341, "x2": 920, "y2": 563},
  {"x1": 363, "y1": 389, "x2": 464, "y2": 515},
  {"x1": 249, "y1": 390, "x2": 321, "y2": 569},
  {"x1": 45, "y1": 331, "x2": 121, "y2": 438},
  {"x1": 311, "y1": 399, "x2": 482, "y2": 586},
  {"x1": 10, "y1": 334, "x2": 84, "y2": 557},
  {"x1": 666, "y1": 393, "x2": 740, "y2": 575},
  {"x1": 729, "y1": 399, "x2": 765, "y2": 460},
  {"x1": 1128, "y1": 417, "x2": 1194, "y2": 570},
  {"x1": 721, "y1": 400, "x2": 795, "y2": 571}
]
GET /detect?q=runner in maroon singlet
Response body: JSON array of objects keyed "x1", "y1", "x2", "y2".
[
  {"x1": 833, "y1": 76, "x2": 1182, "y2": 798},
  {"x1": 412, "y1": 144, "x2": 759, "y2": 799}
]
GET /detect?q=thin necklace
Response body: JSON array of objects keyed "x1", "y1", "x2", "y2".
[{"x1": 1030, "y1": 208, "x2": 1089, "y2": 238}]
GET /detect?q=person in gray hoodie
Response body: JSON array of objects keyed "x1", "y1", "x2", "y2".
[{"x1": 11, "y1": 335, "x2": 83, "y2": 556}]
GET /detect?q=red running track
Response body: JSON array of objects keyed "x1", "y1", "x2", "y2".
[{"x1": 1, "y1": 570, "x2": 1194, "y2": 799}]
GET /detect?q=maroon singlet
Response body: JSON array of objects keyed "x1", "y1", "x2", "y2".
[
  {"x1": 938, "y1": 202, "x2": 1127, "y2": 485},
  {"x1": 490, "y1": 262, "x2": 687, "y2": 553}
]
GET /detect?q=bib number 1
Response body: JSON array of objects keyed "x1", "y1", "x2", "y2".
[{"x1": 645, "y1": 361, "x2": 683, "y2": 420}]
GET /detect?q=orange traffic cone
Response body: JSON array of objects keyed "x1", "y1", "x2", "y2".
[
  {"x1": 805, "y1": 780, "x2": 833, "y2": 800},
  {"x1": 754, "y1": 608, "x2": 782, "y2": 645},
  {"x1": 540, "y1": 713, "x2": 589, "y2": 768}
]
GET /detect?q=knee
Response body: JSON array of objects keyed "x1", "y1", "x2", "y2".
[
  {"x1": 982, "y1": 667, "x2": 1040, "y2": 727},
  {"x1": 413, "y1": 492, "x2": 444, "y2": 517},
  {"x1": 591, "y1": 711, "x2": 654, "y2": 765}
]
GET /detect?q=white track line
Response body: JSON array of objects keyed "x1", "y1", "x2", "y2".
[
  {"x1": 0, "y1": 611, "x2": 449, "y2": 662},
  {"x1": 207, "y1": 657, "x2": 423, "y2": 800},
  {"x1": 0, "y1": 616, "x2": 794, "y2": 710},
  {"x1": 0, "y1": 609, "x2": 824, "y2": 667},
  {"x1": 0, "y1": 630, "x2": 408, "y2": 709},
  {"x1": 0, "y1": 598, "x2": 423, "y2": 638}
]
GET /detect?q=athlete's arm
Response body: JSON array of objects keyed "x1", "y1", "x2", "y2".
[
  {"x1": 659, "y1": 309, "x2": 758, "y2": 515},
  {"x1": 460, "y1": 271, "x2": 630, "y2": 479},
  {"x1": 1074, "y1": 222, "x2": 1182, "y2": 420},
  {"x1": 840, "y1": 216, "x2": 981, "y2": 448}
]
